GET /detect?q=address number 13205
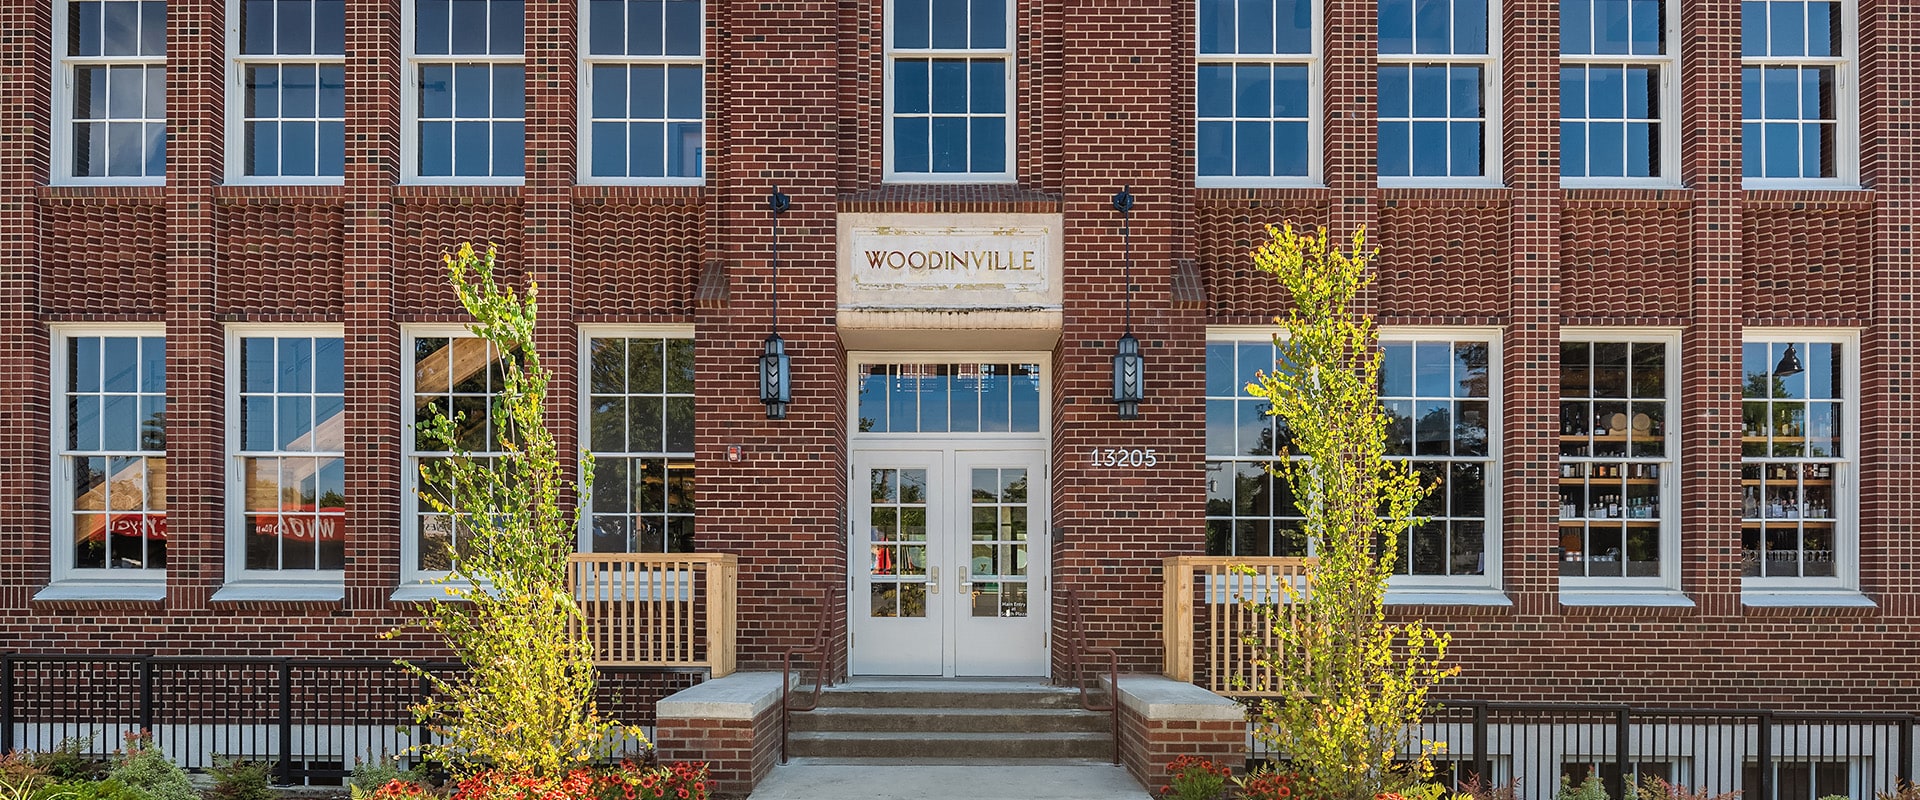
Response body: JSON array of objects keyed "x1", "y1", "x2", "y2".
[{"x1": 1089, "y1": 448, "x2": 1158, "y2": 468}]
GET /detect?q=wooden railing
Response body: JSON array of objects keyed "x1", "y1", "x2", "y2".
[
  {"x1": 1161, "y1": 555, "x2": 1314, "y2": 697},
  {"x1": 566, "y1": 553, "x2": 738, "y2": 677}
]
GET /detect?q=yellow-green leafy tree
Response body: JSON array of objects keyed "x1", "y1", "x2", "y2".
[
  {"x1": 1242, "y1": 224, "x2": 1458, "y2": 800},
  {"x1": 400, "y1": 243, "x2": 641, "y2": 779}
]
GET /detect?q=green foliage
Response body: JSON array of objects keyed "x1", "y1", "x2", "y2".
[
  {"x1": 1239, "y1": 224, "x2": 1459, "y2": 800},
  {"x1": 1631, "y1": 776, "x2": 1740, "y2": 800},
  {"x1": 1159, "y1": 755, "x2": 1232, "y2": 800},
  {"x1": 397, "y1": 242, "x2": 643, "y2": 779},
  {"x1": 349, "y1": 755, "x2": 425, "y2": 799},
  {"x1": 32, "y1": 739, "x2": 107, "y2": 783},
  {"x1": 29, "y1": 780, "x2": 143, "y2": 800},
  {"x1": 1558, "y1": 775, "x2": 1610, "y2": 800},
  {"x1": 104, "y1": 736, "x2": 194, "y2": 800},
  {"x1": 204, "y1": 760, "x2": 274, "y2": 800}
]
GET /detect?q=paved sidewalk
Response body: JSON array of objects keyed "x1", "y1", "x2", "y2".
[{"x1": 746, "y1": 760, "x2": 1153, "y2": 799}]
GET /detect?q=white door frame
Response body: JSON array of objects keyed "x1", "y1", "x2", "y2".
[{"x1": 846, "y1": 353, "x2": 1052, "y2": 677}]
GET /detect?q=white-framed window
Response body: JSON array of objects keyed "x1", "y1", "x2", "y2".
[
  {"x1": 579, "y1": 0, "x2": 704, "y2": 183},
  {"x1": 1557, "y1": 330, "x2": 1681, "y2": 596},
  {"x1": 1741, "y1": 0, "x2": 1857, "y2": 186},
  {"x1": 50, "y1": 326, "x2": 167, "y2": 584},
  {"x1": 1196, "y1": 0, "x2": 1321, "y2": 185},
  {"x1": 884, "y1": 0, "x2": 1013, "y2": 181},
  {"x1": 1740, "y1": 330, "x2": 1857, "y2": 591},
  {"x1": 227, "y1": 0, "x2": 346, "y2": 183},
  {"x1": 403, "y1": 0, "x2": 525, "y2": 182},
  {"x1": 226, "y1": 328, "x2": 345, "y2": 583},
  {"x1": 1559, "y1": 0, "x2": 1680, "y2": 184},
  {"x1": 580, "y1": 329, "x2": 695, "y2": 553},
  {"x1": 1377, "y1": 0, "x2": 1501, "y2": 184},
  {"x1": 1203, "y1": 327, "x2": 1501, "y2": 591},
  {"x1": 403, "y1": 328, "x2": 514, "y2": 581},
  {"x1": 53, "y1": 0, "x2": 167, "y2": 184}
]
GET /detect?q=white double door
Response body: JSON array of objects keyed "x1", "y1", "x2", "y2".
[{"x1": 850, "y1": 445, "x2": 1048, "y2": 676}]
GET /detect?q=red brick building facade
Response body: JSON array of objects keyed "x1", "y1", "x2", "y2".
[{"x1": 0, "y1": 0, "x2": 1915, "y2": 726}]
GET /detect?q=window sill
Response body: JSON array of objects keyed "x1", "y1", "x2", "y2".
[
  {"x1": 1385, "y1": 588, "x2": 1512, "y2": 607},
  {"x1": 1741, "y1": 589, "x2": 1876, "y2": 609},
  {"x1": 210, "y1": 583, "x2": 345, "y2": 603},
  {"x1": 34, "y1": 582, "x2": 166, "y2": 602},
  {"x1": 1559, "y1": 588, "x2": 1695, "y2": 608},
  {"x1": 391, "y1": 582, "x2": 464, "y2": 603}
]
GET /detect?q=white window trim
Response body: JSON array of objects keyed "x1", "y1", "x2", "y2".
[
  {"x1": 399, "y1": 0, "x2": 526, "y2": 186},
  {"x1": 844, "y1": 351, "x2": 1054, "y2": 441},
  {"x1": 219, "y1": 324, "x2": 347, "y2": 594},
  {"x1": 222, "y1": 0, "x2": 348, "y2": 186},
  {"x1": 1739, "y1": 328, "x2": 1862, "y2": 599},
  {"x1": 1375, "y1": 0, "x2": 1505, "y2": 188},
  {"x1": 1555, "y1": 328, "x2": 1685, "y2": 603},
  {"x1": 1558, "y1": 0, "x2": 1683, "y2": 188},
  {"x1": 575, "y1": 0, "x2": 706, "y2": 186},
  {"x1": 576, "y1": 324, "x2": 695, "y2": 553},
  {"x1": 1193, "y1": 0, "x2": 1325, "y2": 188},
  {"x1": 881, "y1": 0, "x2": 1017, "y2": 183},
  {"x1": 45, "y1": 323, "x2": 168, "y2": 593},
  {"x1": 1204, "y1": 325, "x2": 1506, "y2": 599},
  {"x1": 1740, "y1": 0, "x2": 1861, "y2": 189},
  {"x1": 51, "y1": 0, "x2": 167, "y2": 187}
]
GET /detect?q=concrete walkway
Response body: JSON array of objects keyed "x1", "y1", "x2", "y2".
[{"x1": 746, "y1": 759, "x2": 1153, "y2": 799}]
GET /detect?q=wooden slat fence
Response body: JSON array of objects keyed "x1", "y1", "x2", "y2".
[
  {"x1": 1161, "y1": 555, "x2": 1314, "y2": 697},
  {"x1": 566, "y1": 553, "x2": 738, "y2": 676}
]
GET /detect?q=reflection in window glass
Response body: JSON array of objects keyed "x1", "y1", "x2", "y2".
[
  {"x1": 63, "y1": 334, "x2": 167, "y2": 570},
  {"x1": 585, "y1": 337, "x2": 696, "y2": 553},
  {"x1": 1378, "y1": 0, "x2": 1492, "y2": 179},
  {"x1": 1196, "y1": 0, "x2": 1316, "y2": 180},
  {"x1": 409, "y1": 335, "x2": 513, "y2": 573},
  {"x1": 1740, "y1": 0, "x2": 1847, "y2": 180},
  {"x1": 889, "y1": 0, "x2": 1010, "y2": 177},
  {"x1": 1560, "y1": 0, "x2": 1670, "y2": 183},
  {"x1": 856, "y1": 363, "x2": 1041, "y2": 433},
  {"x1": 584, "y1": 0, "x2": 704, "y2": 180},
  {"x1": 66, "y1": 0, "x2": 167, "y2": 179},
  {"x1": 1379, "y1": 338, "x2": 1493, "y2": 576},
  {"x1": 411, "y1": 0, "x2": 525, "y2": 179},
  {"x1": 235, "y1": 0, "x2": 346, "y2": 178},
  {"x1": 236, "y1": 335, "x2": 346, "y2": 571}
]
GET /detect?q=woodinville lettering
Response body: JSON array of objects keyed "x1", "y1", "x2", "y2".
[{"x1": 863, "y1": 249, "x2": 1038, "y2": 271}]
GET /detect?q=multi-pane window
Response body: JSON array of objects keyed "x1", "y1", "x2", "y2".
[
  {"x1": 59, "y1": 0, "x2": 167, "y2": 181},
  {"x1": 1741, "y1": 0, "x2": 1852, "y2": 182},
  {"x1": 1742, "y1": 762, "x2": 1849, "y2": 800},
  {"x1": 582, "y1": 0, "x2": 704, "y2": 181},
  {"x1": 407, "y1": 333, "x2": 512, "y2": 575},
  {"x1": 1741, "y1": 335, "x2": 1850, "y2": 582},
  {"x1": 886, "y1": 0, "x2": 1012, "y2": 179},
  {"x1": 584, "y1": 336, "x2": 695, "y2": 553},
  {"x1": 232, "y1": 0, "x2": 345, "y2": 180},
  {"x1": 1380, "y1": 336, "x2": 1495, "y2": 577},
  {"x1": 1204, "y1": 337, "x2": 1304, "y2": 557},
  {"x1": 233, "y1": 334, "x2": 345, "y2": 574},
  {"x1": 409, "y1": 0, "x2": 525, "y2": 180},
  {"x1": 56, "y1": 332, "x2": 167, "y2": 576},
  {"x1": 1557, "y1": 336, "x2": 1676, "y2": 585},
  {"x1": 1196, "y1": 0, "x2": 1318, "y2": 182},
  {"x1": 856, "y1": 364, "x2": 1042, "y2": 434},
  {"x1": 1378, "y1": 0, "x2": 1495, "y2": 180},
  {"x1": 1560, "y1": 0, "x2": 1674, "y2": 181},
  {"x1": 1204, "y1": 332, "x2": 1497, "y2": 582}
]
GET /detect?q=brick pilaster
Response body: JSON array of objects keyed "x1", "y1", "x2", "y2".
[{"x1": 0, "y1": 0, "x2": 52, "y2": 609}]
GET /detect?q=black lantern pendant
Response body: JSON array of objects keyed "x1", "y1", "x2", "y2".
[
  {"x1": 1773, "y1": 343, "x2": 1804, "y2": 379},
  {"x1": 1111, "y1": 185, "x2": 1144, "y2": 419},
  {"x1": 761, "y1": 186, "x2": 793, "y2": 419}
]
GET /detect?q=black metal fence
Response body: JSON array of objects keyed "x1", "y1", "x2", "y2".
[
  {"x1": 1247, "y1": 702, "x2": 1916, "y2": 800},
  {"x1": 0, "y1": 655, "x2": 707, "y2": 785}
]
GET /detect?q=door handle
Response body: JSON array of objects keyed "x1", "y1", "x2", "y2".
[
  {"x1": 929, "y1": 566, "x2": 939, "y2": 594},
  {"x1": 960, "y1": 566, "x2": 972, "y2": 590}
]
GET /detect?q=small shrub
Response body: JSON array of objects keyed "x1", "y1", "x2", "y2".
[
  {"x1": 31, "y1": 780, "x2": 145, "y2": 800},
  {"x1": 1878, "y1": 782, "x2": 1920, "y2": 800},
  {"x1": 1237, "y1": 768, "x2": 1302, "y2": 800},
  {"x1": 32, "y1": 740, "x2": 106, "y2": 783},
  {"x1": 206, "y1": 760, "x2": 276, "y2": 800},
  {"x1": 1632, "y1": 776, "x2": 1740, "y2": 800},
  {"x1": 105, "y1": 734, "x2": 194, "y2": 800},
  {"x1": 351, "y1": 756, "x2": 427, "y2": 799},
  {"x1": 1160, "y1": 755, "x2": 1232, "y2": 800},
  {"x1": 1558, "y1": 776, "x2": 1610, "y2": 800},
  {"x1": 1453, "y1": 774, "x2": 1521, "y2": 800}
]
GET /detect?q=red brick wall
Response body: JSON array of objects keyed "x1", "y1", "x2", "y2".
[
  {"x1": 0, "y1": 0, "x2": 1911, "y2": 720},
  {"x1": 653, "y1": 701, "x2": 780, "y2": 796},
  {"x1": 1118, "y1": 705, "x2": 1245, "y2": 791}
]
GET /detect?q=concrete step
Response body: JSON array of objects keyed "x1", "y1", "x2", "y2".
[
  {"x1": 816, "y1": 680, "x2": 1082, "y2": 710},
  {"x1": 789, "y1": 706, "x2": 1111, "y2": 734},
  {"x1": 786, "y1": 731, "x2": 1114, "y2": 760}
]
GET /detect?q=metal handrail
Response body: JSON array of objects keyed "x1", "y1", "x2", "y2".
[
  {"x1": 779, "y1": 583, "x2": 839, "y2": 765},
  {"x1": 1061, "y1": 589, "x2": 1119, "y2": 765}
]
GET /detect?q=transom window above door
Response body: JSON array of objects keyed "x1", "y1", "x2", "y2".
[
  {"x1": 885, "y1": 0, "x2": 1014, "y2": 181},
  {"x1": 857, "y1": 363, "x2": 1041, "y2": 433}
]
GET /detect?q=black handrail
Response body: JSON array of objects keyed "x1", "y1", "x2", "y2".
[
  {"x1": 780, "y1": 583, "x2": 840, "y2": 765},
  {"x1": 1060, "y1": 589, "x2": 1119, "y2": 765}
]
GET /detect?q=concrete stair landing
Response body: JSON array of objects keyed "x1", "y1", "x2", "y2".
[{"x1": 784, "y1": 678, "x2": 1115, "y2": 762}]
